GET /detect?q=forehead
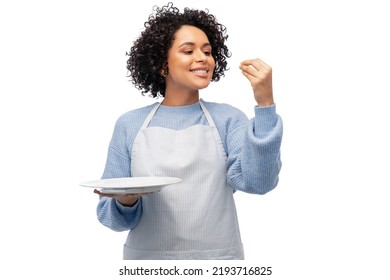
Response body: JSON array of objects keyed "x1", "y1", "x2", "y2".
[{"x1": 172, "y1": 25, "x2": 210, "y2": 45}]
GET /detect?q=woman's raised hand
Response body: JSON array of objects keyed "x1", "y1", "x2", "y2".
[{"x1": 239, "y1": 58, "x2": 274, "y2": 107}]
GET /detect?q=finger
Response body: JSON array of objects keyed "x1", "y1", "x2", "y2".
[
  {"x1": 241, "y1": 58, "x2": 269, "y2": 70},
  {"x1": 240, "y1": 69, "x2": 256, "y2": 83},
  {"x1": 241, "y1": 58, "x2": 268, "y2": 66},
  {"x1": 239, "y1": 64, "x2": 258, "y2": 78},
  {"x1": 93, "y1": 189, "x2": 138, "y2": 199},
  {"x1": 93, "y1": 189, "x2": 106, "y2": 196},
  {"x1": 93, "y1": 189, "x2": 157, "y2": 199},
  {"x1": 139, "y1": 192, "x2": 152, "y2": 195},
  {"x1": 93, "y1": 189, "x2": 117, "y2": 198}
]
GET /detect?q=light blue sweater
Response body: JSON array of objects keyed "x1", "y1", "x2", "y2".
[{"x1": 97, "y1": 99, "x2": 283, "y2": 231}]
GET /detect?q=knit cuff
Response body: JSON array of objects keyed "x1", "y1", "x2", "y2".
[
  {"x1": 253, "y1": 104, "x2": 278, "y2": 136},
  {"x1": 115, "y1": 197, "x2": 140, "y2": 213}
]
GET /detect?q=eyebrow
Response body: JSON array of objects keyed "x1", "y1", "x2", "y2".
[{"x1": 178, "y1": 42, "x2": 212, "y2": 48}]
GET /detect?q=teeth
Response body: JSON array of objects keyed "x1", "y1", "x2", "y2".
[{"x1": 192, "y1": 70, "x2": 207, "y2": 74}]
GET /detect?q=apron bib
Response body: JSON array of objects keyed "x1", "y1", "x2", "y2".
[{"x1": 124, "y1": 101, "x2": 244, "y2": 259}]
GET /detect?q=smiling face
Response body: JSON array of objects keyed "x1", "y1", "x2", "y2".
[{"x1": 164, "y1": 25, "x2": 215, "y2": 100}]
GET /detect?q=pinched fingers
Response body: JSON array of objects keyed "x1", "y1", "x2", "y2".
[
  {"x1": 239, "y1": 58, "x2": 274, "y2": 106},
  {"x1": 240, "y1": 58, "x2": 272, "y2": 79}
]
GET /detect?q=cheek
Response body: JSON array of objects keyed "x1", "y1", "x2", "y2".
[
  {"x1": 210, "y1": 59, "x2": 216, "y2": 74},
  {"x1": 168, "y1": 56, "x2": 191, "y2": 72},
  {"x1": 210, "y1": 58, "x2": 216, "y2": 70}
]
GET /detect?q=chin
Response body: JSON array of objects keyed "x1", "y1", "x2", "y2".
[{"x1": 197, "y1": 82, "x2": 212, "y2": 90}]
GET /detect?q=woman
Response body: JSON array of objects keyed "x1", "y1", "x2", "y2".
[{"x1": 95, "y1": 2, "x2": 283, "y2": 260}]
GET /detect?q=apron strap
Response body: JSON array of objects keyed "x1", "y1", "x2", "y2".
[
  {"x1": 199, "y1": 100, "x2": 216, "y2": 128},
  {"x1": 140, "y1": 103, "x2": 161, "y2": 129},
  {"x1": 140, "y1": 100, "x2": 216, "y2": 129}
]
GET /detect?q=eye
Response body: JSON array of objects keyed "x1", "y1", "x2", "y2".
[
  {"x1": 202, "y1": 48, "x2": 212, "y2": 56},
  {"x1": 184, "y1": 50, "x2": 193, "y2": 55}
]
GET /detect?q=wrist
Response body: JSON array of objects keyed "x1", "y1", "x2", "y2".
[
  {"x1": 257, "y1": 98, "x2": 274, "y2": 107},
  {"x1": 116, "y1": 195, "x2": 139, "y2": 207}
]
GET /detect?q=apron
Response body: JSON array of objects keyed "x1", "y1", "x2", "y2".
[{"x1": 124, "y1": 100, "x2": 244, "y2": 259}]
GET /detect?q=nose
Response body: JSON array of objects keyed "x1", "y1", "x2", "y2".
[{"x1": 195, "y1": 50, "x2": 207, "y2": 62}]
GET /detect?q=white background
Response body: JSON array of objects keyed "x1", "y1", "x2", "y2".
[{"x1": 1, "y1": 0, "x2": 389, "y2": 279}]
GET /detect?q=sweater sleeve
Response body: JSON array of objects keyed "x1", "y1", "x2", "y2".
[
  {"x1": 96, "y1": 116, "x2": 143, "y2": 232},
  {"x1": 227, "y1": 104, "x2": 283, "y2": 194},
  {"x1": 97, "y1": 195, "x2": 142, "y2": 232}
]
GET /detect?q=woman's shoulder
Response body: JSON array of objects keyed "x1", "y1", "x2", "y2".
[
  {"x1": 118, "y1": 102, "x2": 157, "y2": 120},
  {"x1": 201, "y1": 99, "x2": 248, "y2": 120},
  {"x1": 114, "y1": 102, "x2": 159, "y2": 130}
]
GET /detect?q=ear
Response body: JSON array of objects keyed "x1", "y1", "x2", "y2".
[{"x1": 161, "y1": 63, "x2": 168, "y2": 77}]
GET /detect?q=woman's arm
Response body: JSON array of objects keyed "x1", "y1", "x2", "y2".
[
  {"x1": 225, "y1": 105, "x2": 283, "y2": 194},
  {"x1": 95, "y1": 114, "x2": 144, "y2": 231}
]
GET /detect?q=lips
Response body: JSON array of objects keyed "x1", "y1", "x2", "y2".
[
  {"x1": 191, "y1": 69, "x2": 208, "y2": 74},
  {"x1": 191, "y1": 66, "x2": 208, "y2": 71},
  {"x1": 190, "y1": 67, "x2": 209, "y2": 77}
]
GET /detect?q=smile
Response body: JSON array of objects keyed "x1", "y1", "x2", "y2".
[{"x1": 190, "y1": 69, "x2": 209, "y2": 75}]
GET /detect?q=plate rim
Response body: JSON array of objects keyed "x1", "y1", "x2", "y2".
[{"x1": 79, "y1": 176, "x2": 181, "y2": 189}]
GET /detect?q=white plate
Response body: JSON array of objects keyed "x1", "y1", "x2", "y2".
[{"x1": 79, "y1": 177, "x2": 181, "y2": 194}]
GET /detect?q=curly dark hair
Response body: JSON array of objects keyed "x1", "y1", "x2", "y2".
[{"x1": 126, "y1": 2, "x2": 231, "y2": 98}]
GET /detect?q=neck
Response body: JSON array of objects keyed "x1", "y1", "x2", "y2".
[{"x1": 162, "y1": 89, "x2": 199, "y2": 107}]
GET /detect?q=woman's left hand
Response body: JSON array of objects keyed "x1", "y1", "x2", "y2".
[
  {"x1": 239, "y1": 58, "x2": 274, "y2": 107},
  {"x1": 94, "y1": 189, "x2": 153, "y2": 207}
]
